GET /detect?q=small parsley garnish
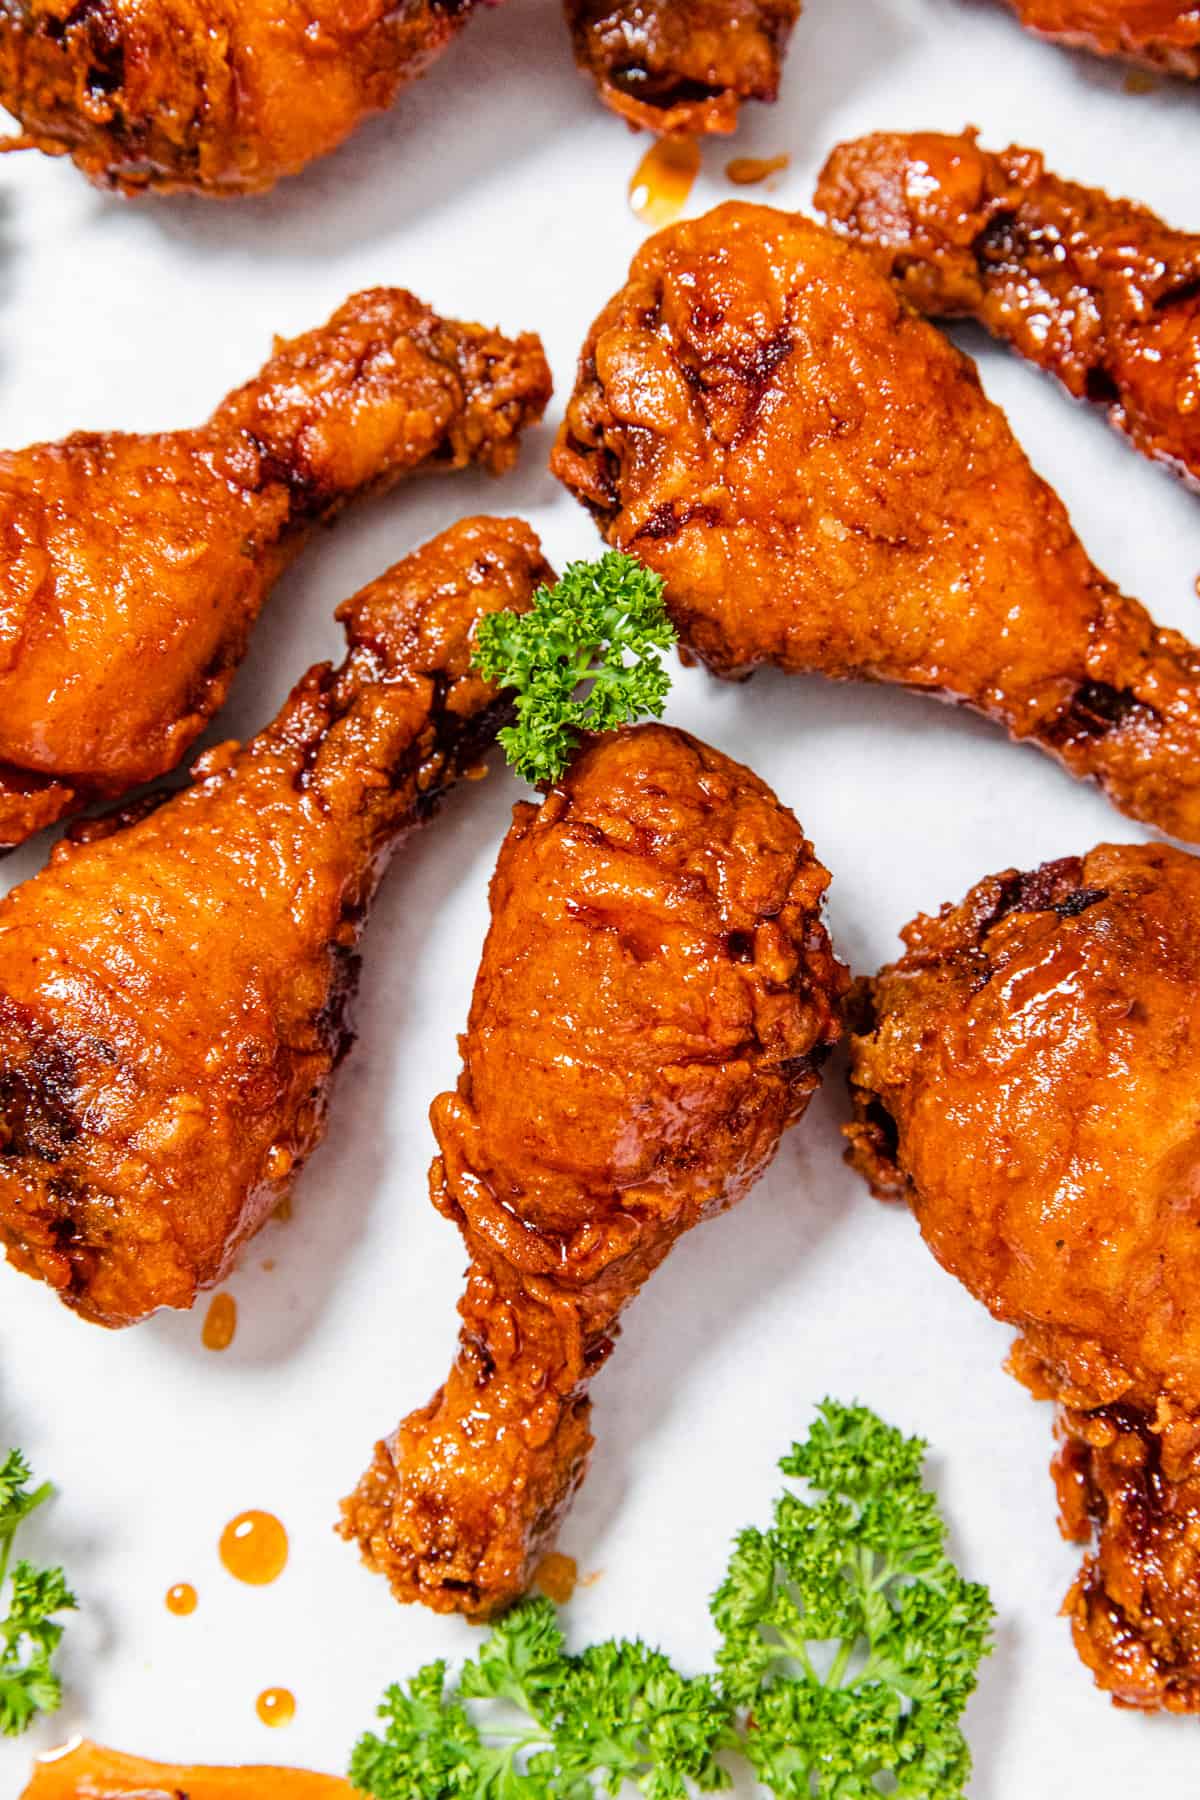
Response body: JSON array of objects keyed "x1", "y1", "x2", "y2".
[
  {"x1": 349, "y1": 1402, "x2": 993, "y2": 1799},
  {"x1": 0, "y1": 1449, "x2": 76, "y2": 1736},
  {"x1": 472, "y1": 551, "x2": 677, "y2": 785}
]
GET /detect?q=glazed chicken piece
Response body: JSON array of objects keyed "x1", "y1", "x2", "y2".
[
  {"x1": 0, "y1": 289, "x2": 550, "y2": 851},
  {"x1": 816, "y1": 130, "x2": 1200, "y2": 489},
  {"x1": 0, "y1": 0, "x2": 484, "y2": 196},
  {"x1": 1001, "y1": 0, "x2": 1200, "y2": 77},
  {"x1": 846, "y1": 843, "x2": 1200, "y2": 1712},
  {"x1": 0, "y1": 517, "x2": 553, "y2": 1328},
  {"x1": 341, "y1": 723, "x2": 845, "y2": 1616},
  {"x1": 565, "y1": 0, "x2": 801, "y2": 135},
  {"x1": 21, "y1": 1740, "x2": 349, "y2": 1799},
  {"x1": 552, "y1": 203, "x2": 1200, "y2": 844}
]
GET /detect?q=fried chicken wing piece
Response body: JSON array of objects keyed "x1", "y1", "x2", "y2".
[
  {"x1": 0, "y1": 0, "x2": 481, "y2": 196},
  {"x1": 551, "y1": 202, "x2": 1200, "y2": 844},
  {"x1": 1001, "y1": 0, "x2": 1200, "y2": 77},
  {"x1": 816, "y1": 130, "x2": 1200, "y2": 489},
  {"x1": 21, "y1": 1740, "x2": 349, "y2": 1799},
  {"x1": 0, "y1": 289, "x2": 550, "y2": 853},
  {"x1": 341, "y1": 723, "x2": 845, "y2": 1616},
  {"x1": 564, "y1": 0, "x2": 800, "y2": 135},
  {"x1": 0, "y1": 516, "x2": 553, "y2": 1328},
  {"x1": 846, "y1": 842, "x2": 1200, "y2": 1711}
]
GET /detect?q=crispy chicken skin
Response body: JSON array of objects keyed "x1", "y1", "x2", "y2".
[
  {"x1": 0, "y1": 517, "x2": 552, "y2": 1329},
  {"x1": 816, "y1": 130, "x2": 1200, "y2": 489},
  {"x1": 846, "y1": 843, "x2": 1200, "y2": 1711},
  {"x1": 341, "y1": 723, "x2": 845, "y2": 1617},
  {"x1": 0, "y1": 290, "x2": 550, "y2": 852},
  {"x1": 0, "y1": 0, "x2": 481, "y2": 196},
  {"x1": 552, "y1": 203, "x2": 1200, "y2": 844},
  {"x1": 1002, "y1": 0, "x2": 1200, "y2": 77},
  {"x1": 565, "y1": 0, "x2": 800, "y2": 135},
  {"x1": 20, "y1": 1740, "x2": 349, "y2": 1798}
]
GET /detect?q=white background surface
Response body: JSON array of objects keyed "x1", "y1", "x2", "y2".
[{"x1": 2, "y1": 0, "x2": 1199, "y2": 1791}]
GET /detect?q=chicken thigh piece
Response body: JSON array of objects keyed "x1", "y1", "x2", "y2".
[
  {"x1": 846, "y1": 843, "x2": 1200, "y2": 1712},
  {"x1": 552, "y1": 203, "x2": 1200, "y2": 844},
  {"x1": 0, "y1": 0, "x2": 483, "y2": 196},
  {"x1": 816, "y1": 130, "x2": 1200, "y2": 489},
  {"x1": 1001, "y1": 0, "x2": 1200, "y2": 77},
  {"x1": 0, "y1": 289, "x2": 550, "y2": 851},
  {"x1": 342, "y1": 723, "x2": 845, "y2": 1618},
  {"x1": 0, "y1": 517, "x2": 553, "y2": 1328},
  {"x1": 564, "y1": 0, "x2": 800, "y2": 135}
]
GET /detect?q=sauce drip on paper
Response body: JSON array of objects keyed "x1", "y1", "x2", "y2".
[
  {"x1": 202, "y1": 1291, "x2": 237, "y2": 1350},
  {"x1": 629, "y1": 137, "x2": 700, "y2": 226},
  {"x1": 257, "y1": 1687, "x2": 296, "y2": 1728},
  {"x1": 725, "y1": 153, "x2": 789, "y2": 185},
  {"x1": 534, "y1": 1551, "x2": 578, "y2": 1604},
  {"x1": 220, "y1": 1509, "x2": 289, "y2": 1585}
]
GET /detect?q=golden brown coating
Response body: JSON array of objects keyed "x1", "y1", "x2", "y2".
[
  {"x1": 1003, "y1": 0, "x2": 1200, "y2": 76},
  {"x1": 816, "y1": 130, "x2": 1200, "y2": 489},
  {"x1": 0, "y1": 289, "x2": 550, "y2": 852},
  {"x1": 552, "y1": 202, "x2": 1200, "y2": 844},
  {"x1": 341, "y1": 723, "x2": 845, "y2": 1617},
  {"x1": 846, "y1": 842, "x2": 1200, "y2": 1710},
  {"x1": 0, "y1": 516, "x2": 553, "y2": 1329},
  {"x1": 564, "y1": 0, "x2": 800, "y2": 135},
  {"x1": 0, "y1": 0, "x2": 478, "y2": 196},
  {"x1": 20, "y1": 1739, "x2": 350, "y2": 1799}
]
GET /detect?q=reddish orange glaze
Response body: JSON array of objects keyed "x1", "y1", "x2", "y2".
[
  {"x1": 553, "y1": 202, "x2": 1200, "y2": 844},
  {"x1": 343, "y1": 724, "x2": 845, "y2": 1618},
  {"x1": 817, "y1": 129, "x2": 1200, "y2": 490},
  {"x1": 848, "y1": 842, "x2": 1200, "y2": 1710},
  {"x1": 0, "y1": 519, "x2": 553, "y2": 1328},
  {"x1": 567, "y1": 0, "x2": 800, "y2": 136}
]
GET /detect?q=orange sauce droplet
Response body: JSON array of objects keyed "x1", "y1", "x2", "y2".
[
  {"x1": 273, "y1": 1194, "x2": 294, "y2": 1223},
  {"x1": 534, "y1": 1551, "x2": 578, "y2": 1605},
  {"x1": 1123, "y1": 69, "x2": 1158, "y2": 94},
  {"x1": 165, "y1": 1582, "x2": 198, "y2": 1616},
  {"x1": 256, "y1": 1687, "x2": 296, "y2": 1728},
  {"x1": 725, "y1": 153, "x2": 790, "y2": 186},
  {"x1": 220, "y1": 1510, "x2": 289, "y2": 1586},
  {"x1": 202, "y1": 1291, "x2": 237, "y2": 1351},
  {"x1": 629, "y1": 136, "x2": 700, "y2": 227}
]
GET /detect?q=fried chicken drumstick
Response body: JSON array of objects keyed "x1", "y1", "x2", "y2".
[
  {"x1": 21, "y1": 1741, "x2": 348, "y2": 1799},
  {"x1": 552, "y1": 203, "x2": 1200, "y2": 843},
  {"x1": 817, "y1": 130, "x2": 1200, "y2": 490},
  {"x1": 0, "y1": 0, "x2": 483, "y2": 196},
  {"x1": 565, "y1": 0, "x2": 801, "y2": 135},
  {"x1": 341, "y1": 722, "x2": 845, "y2": 1617},
  {"x1": 846, "y1": 842, "x2": 1200, "y2": 1712},
  {"x1": 0, "y1": 516, "x2": 552, "y2": 1328},
  {"x1": 0, "y1": 289, "x2": 549, "y2": 852},
  {"x1": 1001, "y1": 0, "x2": 1200, "y2": 77}
]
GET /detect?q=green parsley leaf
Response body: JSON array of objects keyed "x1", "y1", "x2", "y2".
[
  {"x1": 472, "y1": 552, "x2": 677, "y2": 785},
  {"x1": 349, "y1": 1404, "x2": 993, "y2": 1800},
  {"x1": 712, "y1": 1400, "x2": 994, "y2": 1800},
  {"x1": 0, "y1": 1450, "x2": 76, "y2": 1737}
]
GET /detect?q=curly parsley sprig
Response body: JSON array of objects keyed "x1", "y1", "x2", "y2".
[
  {"x1": 472, "y1": 552, "x2": 677, "y2": 785},
  {"x1": 0, "y1": 1449, "x2": 76, "y2": 1736},
  {"x1": 349, "y1": 1403, "x2": 993, "y2": 1800},
  {"x1": 713, "y1": 1401, "x2": 994, "y2": 1799}
]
